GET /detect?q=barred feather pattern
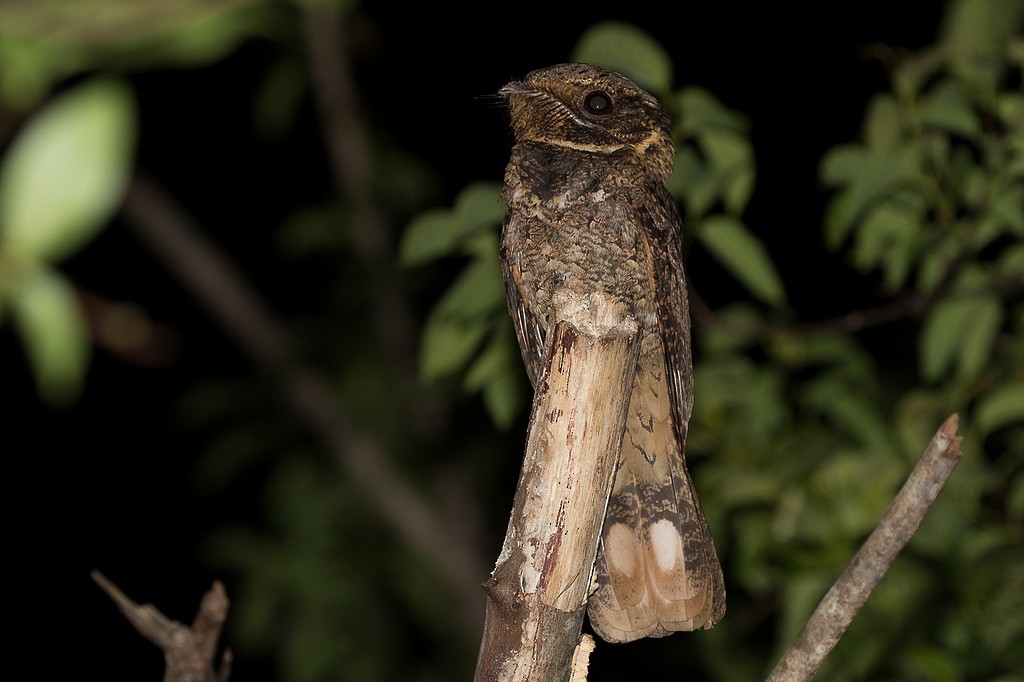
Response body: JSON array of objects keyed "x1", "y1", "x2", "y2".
[{"x1": 499, "y1": 62, "x2": 726, "y2": 644}]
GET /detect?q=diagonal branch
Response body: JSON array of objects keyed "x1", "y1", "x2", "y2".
[
  {"x1": 689, "y1": 274, "x2": 1024, "y2": 337},
  {"x1": 121, "y1": 173, "x2": 485, "y2": 636},
  {"x1": 766, "y1": 413, "x2": 964, "y2": 682},
  {"x1": 300, "y1": 7, "x2": 419, "y2": 373}
]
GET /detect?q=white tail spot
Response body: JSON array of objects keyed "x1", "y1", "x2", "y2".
[
  {"x1": 649, "y1": 519, "x2": 683, "y2": 572},
  {"x1": 605, "y1": 523, "x2": 641, "y2": 579}
]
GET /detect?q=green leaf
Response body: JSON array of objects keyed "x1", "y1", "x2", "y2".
[
  {"x1": 432, "y1": 256, "x2": 505, "y2": 320},
  {"x1": 865, "y1": 93, "x2": 904, "y2": 154},
  {"x1": 399, "y1": 182, "x2": 503, "y2": 265},
  {"x1": 418, "y1": 257, "x2": 504, "y2": 381},
  {"x1": 852, "y1": 199, "x2": 923, "y2": 289},
  {"x1": 675, "y1": 87, "x2": 749, "y2": 135},
  {"x1": 915, "y1": 238, "x2": 959, "y2": 292},
  {"x1": 940, "y1": 0, "x2": 1024, "y2": 87},
  {"x1": 700, "y1": 128, "x2": 756, "y2": 213},
  {"x1": 820, "y1": 144, "x2": 867, "y2": 186},
  {"x1": 454, "y1": 181, "x2": 506, "y2": 228},
  {"x1": 975, "y1": 383, "x2": 1024, "y2": 434},
  {"x1": 463, "y1": 315, "x2": 527, "y2": 430},
  {"x1": 920, "y1": 289, "x2": 1002, "y2": 381},
  {"x1": 698, "y1": 216, "x2": 786, "y2": 306},
  {"x1": 419, "y1": 314, "x2": 488, "y2": 381},
  {"x1": 0, "y1": 33, "x2": 79, "y2": 111},
  {"x1": 9, "y1": 266, "x2": 89, "y2": 405},
  {"x1": 0, "y1": 78, "x2": 136, "y2": 264},
  {"x1": 571, "y1": 22, "x2": 673, "y2": 94},
  {"x1": 822, "y1": 191, "x2": 855, "y2": 250},
  {"x1": 399, "y1": 208, "x2": 457, "y2": 265},
  {"x1": 958, "y1": 295, "x2": 1003, "y2": 379},
  {"x1": 918, "y1": 80, "x2": 981, "y2": 138},
  {"x1": 820, "y1": 145, "x2": 921, "y2": 237}
]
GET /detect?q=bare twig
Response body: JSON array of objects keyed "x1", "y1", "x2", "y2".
[
  {"x1": 689, "y1": 274, "x2": 1024, "y2": 337},
  {"x1": 766, "y1": 413, "x2": 964, "y2": 682},
  {"x1": 92, "y1": 571, "x2": 233, "y2": 682},
  {"x1": 121, "y1": 174, "x2": 485, "y2": 636},
  {"x1": 475, "y1": 293, "x2": 640, "y2": 682}
]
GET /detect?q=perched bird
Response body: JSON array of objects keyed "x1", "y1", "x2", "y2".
[{"x1": 499, "y1": 63, "x2": 725, "y2": 643}]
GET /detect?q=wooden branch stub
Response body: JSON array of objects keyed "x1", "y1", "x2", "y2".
[
  {"x1": 476, "y1": 295, "x2": 641, "y2": 682},
  {"x1": 766, "y1": 414, "x2": 964, "y2": 682},
  {"x1": 92, "y1": 571, "x2": 232, "y2": 682}
]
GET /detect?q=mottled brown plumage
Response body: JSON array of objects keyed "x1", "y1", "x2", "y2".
[{"x1": 499, "y1": 63, "x2": 725, "y2": 642}]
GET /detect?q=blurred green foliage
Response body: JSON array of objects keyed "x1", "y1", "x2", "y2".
[
  {"x1": 1, "y1": 0, "x2": 1021, "y2": 680},
  {"x1": 0, "y1": 78, "x2": 135, "y2": 403}
]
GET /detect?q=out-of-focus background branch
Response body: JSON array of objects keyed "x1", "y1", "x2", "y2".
[{"x1": 2, "y1": 1, "x2": 1021, "y2": 680}]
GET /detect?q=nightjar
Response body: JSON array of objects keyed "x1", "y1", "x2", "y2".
[{"x1": 499, "y1": 63, "x2": 725, "y2": 643}]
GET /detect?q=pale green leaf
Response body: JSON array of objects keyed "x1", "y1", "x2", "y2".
[
  {"x1": 10, "y1": 266, "x2": 89, "y2": 405},
  {"x1": 666, "y1": 146, "x2": 702, "y2": 203},
  {"x1": 820, "y1": 146, "x2": 920, "y2": 235},
  {"x1": 0, "y1": 78, "x2": 135, "y2": 264},
  {"x1": 920, "y1": 299, "x2": 969, "y2": 381},
  {"x1": 681, "y1": 169, "x2": 721, "y2": 217},
  {"x1": 419, "y1": 256, "x2": 505, "y2": 381},
  {"x1": 958, "y1": 295, "x2": 1003, "y2": 379},
  {"x1": 0, "y1": 33, "x2": 80, "y2": 111},
  {"x1": 453, "y1": 181, "x2": 505, "y2": 228},
  {"x1": 419, "y1": 314, "x2": 488, "y2": 381},
  {"x1": 701, "y1": 128, "x2": 755, "y2": 212},
  {"x1": 892, "y1": 47, "x2": 945, "y2": 100},
  {"x1": 399, "y1": 208, "x2": 457, "y2": 265},
  {"x1": 698, "y1": 216, "x2": 786, "y2": 306},
  {"x1": 675, "y1": 87, "x2": 749, "y2": 135},
  {"x1": 852, "y1": 199, "x2": 923, "y2": 289},
  {"x1": 975, "y1": 383, "x2": 1024, "y2": 434},
  {"x1": 482, "y1": 373, "x2": 522, "y2": 430},
  {"x1": 399, "y1": 182, "x2": 502, "y2": 265},
  {"x1": 919, "y1": 287, "x2": 1001, "y2": 381},
  {"x1": 822, "y1": 191, "x2": 854, "y2": 250},
  {"x1": 571, "y1": 22, "x2": 673, "y2": 94},
  {"x1": 941, "y1": 0, "x2": 1024, "y2": 87},
  {"x1": 464, "y1": 323, "x2": 516, "y2": 392},
  {"x1": 915, "y1": 239, "x2": 959, "y2": 292},
  {"x1": 820, "y1": 145, "x2": 867, "y2": 186},
  {"x1": 433, "y1": 257, "x2": 505, "y2": 320},
  {"x1": 919, "y1": 80, "x2": 981, "y2": 138}
]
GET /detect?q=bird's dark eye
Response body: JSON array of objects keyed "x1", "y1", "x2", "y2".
[{"x1": 583, "y1": 90, "x2": 613, "y2": 115}]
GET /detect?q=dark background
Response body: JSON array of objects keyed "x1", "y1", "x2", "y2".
[{"x1": 4, "y1": 2, "x2": 956, "y2": 679}]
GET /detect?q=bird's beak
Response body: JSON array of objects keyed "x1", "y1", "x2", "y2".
[{"x1": 499, "y1": 81, "x2": 534, "y2": 99}]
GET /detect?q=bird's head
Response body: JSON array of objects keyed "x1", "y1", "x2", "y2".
[{"x1": 500, "y1": 63, "x2": 674, "y2": 181}]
